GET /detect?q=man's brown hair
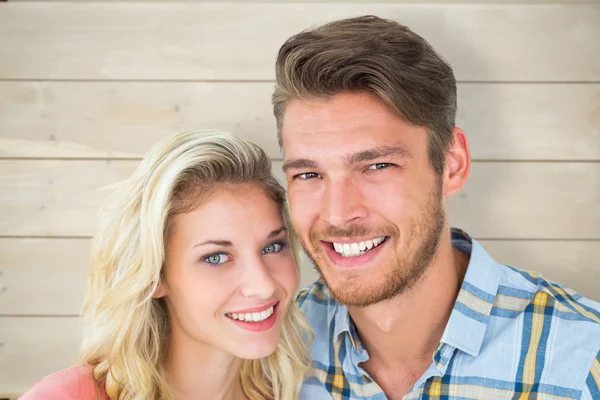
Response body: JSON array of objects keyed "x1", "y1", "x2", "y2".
[{"x1": 272, "y1": 15, "x2": 457, "y2": 175}]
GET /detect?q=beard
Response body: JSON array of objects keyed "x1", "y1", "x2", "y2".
[{"x1": 301, "y1": 177, "x2": 446, "y2": 308}]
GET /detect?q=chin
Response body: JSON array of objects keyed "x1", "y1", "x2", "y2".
[
  {"x1": 323, "y1": 273, "x2": 380, "y2": 305},
  {"x1": 234, "y1": 340, "x2": 279, "y2": 360}
]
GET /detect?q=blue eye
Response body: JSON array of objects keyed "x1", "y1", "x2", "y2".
[
  {"x1": 295, "y1": 172, "x2": 321, "y2": 180},
  {"x1": 203, "y1": 253, "x2": 231, "y2": 265},
  {"x1": 368, "y1": 163, "x2": 392, "y2": 170},
  {"x1": 261, "y1": 241, "x2": 287, "y2": 255}
]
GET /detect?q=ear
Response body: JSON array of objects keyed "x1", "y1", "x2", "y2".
[
  {"x1": 443, "y1": 127, "x2": 471, "y2": 196},
  {"x1": 152, "y1": 282, "x2": 167, "y2": 299}
]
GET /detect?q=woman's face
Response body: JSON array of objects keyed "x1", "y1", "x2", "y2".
[{"x1": 156, "y1": 184, "x2": 298, "y2": 360}]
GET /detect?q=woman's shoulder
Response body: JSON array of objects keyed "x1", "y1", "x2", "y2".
[{"x1": 20, "y1": 365, "x2": 107, "y2": 400}]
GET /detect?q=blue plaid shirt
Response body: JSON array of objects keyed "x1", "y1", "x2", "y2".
[{"x1": 297, "y1": 229, "x2": 600, "y2": 399}]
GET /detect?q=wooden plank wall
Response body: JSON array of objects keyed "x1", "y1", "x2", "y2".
[{"x1": 0, "y1": 1, "x2": 599, "y2": 397}]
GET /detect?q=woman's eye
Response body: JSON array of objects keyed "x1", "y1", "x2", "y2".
[
  {"x1": 261, "y1": 241, "x2": 286, "y2": 255},
  {"x1": 204, "y1": 253, "x2": 231, "y2": 265},
  {"x1": 295, "y1": 172, "x2": 321, "y2": 180},
  {"x1": 368, "y1": 163, "x2": 392, "y2": 170}
]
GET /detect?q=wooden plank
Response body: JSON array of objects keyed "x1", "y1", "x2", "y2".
[
  {"x1": 0, "y1": 238, "x2": 89, "y2": 315},
  {"x1": 448, "y1": 162, "x2": 600, "y2": 239},
  {"x1": 0, "y1": 81, "x2": 281, "y2": 160},
  {"x1": 0, "y1": 160, "x2": 599, "y2": 238},
  {"x1": 0, "y1": 160, "x2": 136, "y2": 237},
  {"x1": 1, "y1": 82, "x2": 599, "y2": 161},
  {"x1": 0, "y1": 317, "x2": 80, "y2": 397},
  {"x1": 1, "y1": 238, "x2": 598, "y2": 317},
  {"x1": 7, "y1": 0, "x2": 599, "y2": 3},
  {"x1": 0, "y1": 3, "x2": 598, "y2": 81},
  {"x1": 458, "y1": 83, "x2": 600, "y2": 161}
]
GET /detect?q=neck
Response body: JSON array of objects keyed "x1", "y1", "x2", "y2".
[
  {"x1": 166, "y1": 330, "x2": 246, "y2": 400},
  {"x1": 348, "y1": 230, "x2": 469, "y2": 367}
]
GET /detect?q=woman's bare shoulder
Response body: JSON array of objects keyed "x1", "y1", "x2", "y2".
[{"x1": 20, "y1": 365, "x2": 107, "y2": 400}]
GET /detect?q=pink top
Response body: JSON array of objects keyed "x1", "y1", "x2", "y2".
[{"x1": 20, "y1": 365, "x2": 108, "y2": 400}]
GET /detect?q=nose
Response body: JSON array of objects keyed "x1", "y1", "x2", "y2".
[
  {"x1": 321, "y1": 176, "x2": 368, "y2": 227},
  {"x1": 239, "y1": 255, "x2": 278, "y2": 300}
]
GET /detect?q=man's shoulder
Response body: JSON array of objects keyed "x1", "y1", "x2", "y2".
[
  {"x1": 20, "y1": 365, "x2": 106, "y2": 400},
  {"x1": 499, "y1": 264, "x2": 600, "y2": 324},
  {"x1": 493, "y1": 265, "x2": 600, "y2": 380}
]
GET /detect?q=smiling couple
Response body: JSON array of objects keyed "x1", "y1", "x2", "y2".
[{"x1": 22, "y1": 15, "x2": 600, "y2": 400}]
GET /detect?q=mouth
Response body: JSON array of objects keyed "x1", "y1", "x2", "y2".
[
  {"x1": 225, "y1": 302, "x2": 279, "y2": 332},
  {"x1": 225, "y1": 302, "x2": 277, "y2": 322},
  {"x1": 322, "y1": 236, "x2": 389, "y2": 267},
  {"x1": 330, "y1": 236, "x2": 388, "y2": 257}
]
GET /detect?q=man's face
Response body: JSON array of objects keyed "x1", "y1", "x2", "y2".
[{"x1": 281, "y1": 92, "x2": 447, "y2": 307}]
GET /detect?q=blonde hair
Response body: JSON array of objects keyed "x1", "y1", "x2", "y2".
[{"x1": 80, "y1": 131, "x2": 311, "y2": 400}]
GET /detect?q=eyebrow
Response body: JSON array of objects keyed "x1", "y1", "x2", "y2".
[
  {"x1": 282, "y1": 158, "x2": 319, "y2": 173},
  {"x1": 193, "y1": 227, "x2": 287, "y2": 248},
  {"x1": 343, "y1": 145, "x2": 411, "y2": 165},
  {"x1": 267, "y1": 227, "x2": 288, "y2": 239},
  {"x1": 194, "y1": 239, "x2": 232, "y2": 248},
  {"x1": 282, "y1": 145, "x2": 411, "y2": 172}
]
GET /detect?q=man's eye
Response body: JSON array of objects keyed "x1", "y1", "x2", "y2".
[
  {"x1": 368, "y1": 163, "x2": 392, "y2": 170},
  {"x1": 203, "y1": 253, "x2": 231, "y2": 265},
  {"x1": 295, "y1": 172, "x2": 321, "y2": 180}
]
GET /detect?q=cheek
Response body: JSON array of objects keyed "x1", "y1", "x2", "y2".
[
  {"x1": 167, "y1": 269, "x2": 230, "y2": 317},
  {"x1": 289, "y1": 183, "x2": 321, "y2": 213},
  {"x1": 269, "y1": 256, "x2": 299, "y2": 296},
  {"x1": 362, "y1": 180, "x2": 418, "y2": 220},
  {"x1": 288, "y1": 189, "x2": 314, "y2": 234}
]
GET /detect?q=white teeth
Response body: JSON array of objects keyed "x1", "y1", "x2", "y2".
[
  {"x1": 227, "y1": 306, "x2": 274, "y2": 322},
  {"x1": 343, "y1": 243, "x2": 351, "y2": 255},
  {"x1": 332, "y1": 237, "x2": 386, "y2": 258}
]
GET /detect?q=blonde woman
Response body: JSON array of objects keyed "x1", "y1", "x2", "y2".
[{"x1": 22, "y1": 131, "x2": 311, "y2": 400}]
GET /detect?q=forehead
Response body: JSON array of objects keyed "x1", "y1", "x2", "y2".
[
  {"x1": 170, "y1": 185, "x2": 283, "y2": 242},
  {"x1": 283, "y1": 92, "x2": 395, "y2": 134},
  {"x1": 280, "y1": 92, "x2": 426, "y2": 158}
]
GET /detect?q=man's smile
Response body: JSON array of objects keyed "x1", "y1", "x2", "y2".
[
  {"x1": 329, "y1": 236, "x2": 388, "y2": 257},
  {"x1": 319, "y1": 236, "x2": 390, "y2": 268}
]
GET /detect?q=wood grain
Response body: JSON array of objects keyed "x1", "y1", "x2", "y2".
[
  {"x1": 1, "y1": 82, "x2": 598, "y2": 160},
  {"x1": 0, "y1": 238, "x2": 90, "y2": 315},
  {"x1": 0, "y1": 317, "x2": 81, "y2": 397},
  {"x1": 1, "y1": 3, "x2": 598, "y2": 81}
]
